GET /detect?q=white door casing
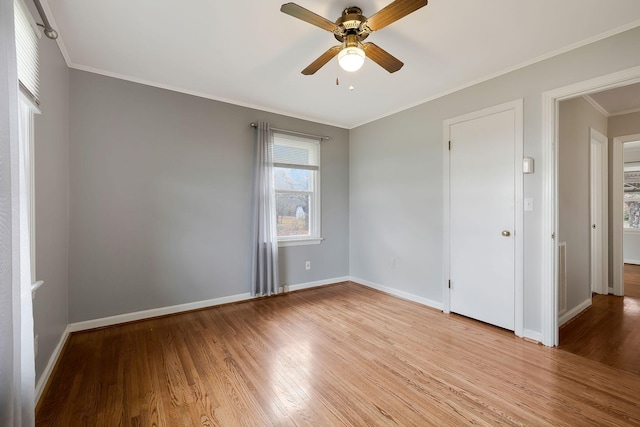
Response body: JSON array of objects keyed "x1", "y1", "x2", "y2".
[
  {"x1": 589, "y1": 128, "x2": 608, "y2": 295},
  {"x1": 443, "y1": 99, "x2": 523, "y2": 335},
  {"x1": 541, "y1": 65, "x2": 640, "y2": 346},
  {"x1": 613, "y1": 134, "x2": 640, "y2": 296}
]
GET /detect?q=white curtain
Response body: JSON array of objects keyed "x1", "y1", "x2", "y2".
[
  {"x1": 250, "y1": 121, "x2": 279, "y2": 296},
  {"x1": 0, "y1": 0, "x2": 36, "y2": 424}
]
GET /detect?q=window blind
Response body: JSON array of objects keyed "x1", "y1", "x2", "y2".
[
  {"x1": 273, "y1": 133, "x2": 320, "y2": 170},
  {"x1": 14, "y1": 0, "x2": 40, "y2": 105}
]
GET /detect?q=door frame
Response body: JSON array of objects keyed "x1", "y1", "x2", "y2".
[
  {"x1": 443, "y1": 99, "x2": 524, "y2": 337},
  {"x1": 541, "y1": 65, "x2": 640, "y2": 347},
  {"x1": 589, "y1": 127, "x2": 609, "y2": 295},
  {"x1": 612, "y1": 133, "x2": 640, "y2": 296}
]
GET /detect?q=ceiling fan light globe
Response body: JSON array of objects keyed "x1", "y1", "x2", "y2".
[{"x1": 338, "y1": 47, "x2": 365, "y2": 72}]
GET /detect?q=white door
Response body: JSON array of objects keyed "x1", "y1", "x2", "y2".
[
  {"x1": 590, "y1": 128, "x2": 608, "y2": 295},
  {"x1": 448, "y1": 107, "x2": 518, "y2": 331}
]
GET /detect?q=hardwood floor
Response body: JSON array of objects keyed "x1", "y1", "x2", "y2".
[
  {"x1": 38, "y1": 282, "x2": 640, "y2": 426},
  {"x1": 624, "y1": 263, "x2": 640, "y2": 298},
  {"x1": 559, "y1": 263, "x2": 640, "y2": 375}
]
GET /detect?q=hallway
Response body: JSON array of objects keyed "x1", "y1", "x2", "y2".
[{"x1": 558, "y1": 263, "x2": 640, "y2": 374}]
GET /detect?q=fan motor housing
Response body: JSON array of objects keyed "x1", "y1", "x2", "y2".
[{"x1": 334, "y1": 6, "x2": 369, "y2": 42}]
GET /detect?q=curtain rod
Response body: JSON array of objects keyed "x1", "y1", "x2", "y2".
[
  {"x1": 250, "y1": 123, "x2": 330, "y2": 141},
  {"x1": 32, "y1": 0, "x2": 58, "y2": 39}
]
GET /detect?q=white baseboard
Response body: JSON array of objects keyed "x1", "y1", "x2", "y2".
[
  {"x1": 38, "y1": 277, "x2": 346, "y2": 403},
  {"x1": 35, "y1": 276, "x2": 543, "y2": 404},
  {"x1": 558, "y1": 297, "x2": 592, "y2": 326},
  {"x1": 67, "y1": 292, "x2": 254, "y2": 333},
  {"x1": 609, "y1": 286, "x2": 614, "y2": 294},
  {"x1": 67, "y1": 276, "x2": 352, "y2": 333},
  {"x1": 624, "y1": 259, "x2": 640, "y2": 265},
  {"x1": 350, "y1": 276, "x2": 444, "y2": 311},
  {"x1": 350, "y1": 278, "x2": 551, "y2": 342},
  {"x1": 287, "y1": 276, "x2": 351, "y2": 292},
  {"x1": 35, "y1": 325, "x2": 70, "y2": 404},
  {"x1": 523, "y1": 329, "x2": 543, "y2": 343}
]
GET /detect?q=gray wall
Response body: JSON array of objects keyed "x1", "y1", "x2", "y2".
[
  {"x1": 558, "y1": 97, "x2": 607, "y2": 311},
  {"x1": 623, "y1": 233, "x2": 640, "y2": 263},
  {"x1": 31, "y1": 12, "x2": 70, "y2": 382},
  {"x1": 350, "y1": 26, "x2": 640, "y2": 336},
  {"x1": 609, "y1": 111, "x2": 640, "y2": 138},
  {"x1": 68, "y1": 70, "x2": 349, "y2": 322}
]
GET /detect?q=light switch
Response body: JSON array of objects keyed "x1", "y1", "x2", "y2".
[{"x1": 524, "y1": 198, "x2": 534, "y2": 211}]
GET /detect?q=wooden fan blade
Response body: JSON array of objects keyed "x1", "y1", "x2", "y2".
[
  {"x1": 302, "y1": 45, "x2": 342, "y2": 75},
  {"x1": 364, "y1": 0, "x2": 428, "y2": 32},
  {"x1": 362, "y1": 43, "x2": 403, "y2": 73},
  {"x1": 280, "y1": 3, "x2": 337, "y2": 32}
]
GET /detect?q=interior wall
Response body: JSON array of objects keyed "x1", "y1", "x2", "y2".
[
  {"x1": 558, "y1": 97, "x2": 607, "y2": 312},
  {"x1": 0, "y1": 0, "x2": 19, "y2": 409},
  {"x1": 29, "y1": 7, "x2": 70, "y2": 382},
  {"x1": 610, "y1": 112, "x2": 640, "y2": 267},
  {"x1": 609, "y1": 111, "x2": 640, "y2": 136},
  {"x1": 68, "y1": 70, "x2": 349, "y2": 323},
  {"x1": 623, "y1": 237, "x2": 640, "y2": 263},
  {"x1": 349, "y1": 26, "x2": 640, "y2": 337}
]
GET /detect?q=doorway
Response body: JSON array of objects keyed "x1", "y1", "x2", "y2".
[
  {"x1": 542, "y1": 65, "x2": 640, "y2": 346},
  {"x1": 613, "y1": 135, "x2": 640, "y2": 296}
]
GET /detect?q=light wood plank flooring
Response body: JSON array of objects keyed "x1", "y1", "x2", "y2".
[
  {"x1": 37, "y1": 282, "x2": 640, "y2": 426},
  {"x1": 559, "y1": 263, "x2": 640, "y2": 375},
  {"x1": 624, "y1": 263, "x2": 640, "y2": 299}
]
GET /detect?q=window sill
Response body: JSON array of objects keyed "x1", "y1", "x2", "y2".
[
  {"x1": 278, "y1": 237, "x2": 324, "y2": 247},
  {"x1": 624, "y1": 228, "x2": 640, "y2": 234}
]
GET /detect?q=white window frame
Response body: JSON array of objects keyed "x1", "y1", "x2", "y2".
[
  {"x1": 623, "y1": 161, "x2": 640, "y2": 233},
  {"x1": 273, "y1": 133, "x2": 323, "y2": 247},
  {"x1": 15, "y1": 0, "x2": 41, "y2": 287},
  {"x1": 18, "y1": 93, "x2": 39, "y2": 282}
]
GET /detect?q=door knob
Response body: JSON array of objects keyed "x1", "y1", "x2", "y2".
[{"x1": 502, "y1": 230, "x2": 511, "y2": 237}]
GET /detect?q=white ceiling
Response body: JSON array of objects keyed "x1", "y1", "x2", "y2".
[{"x1": 44, "y1": 0, "x2": 640, "y2": 129}]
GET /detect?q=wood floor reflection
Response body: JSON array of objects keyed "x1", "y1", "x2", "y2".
[
  {"x1": 37, "y1": 282, "x2": 640, "y2": 426},
  {"x1": 558, "y1": 263, "x2": 640, "y2": 375}
]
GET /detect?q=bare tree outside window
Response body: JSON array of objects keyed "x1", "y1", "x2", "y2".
[
  {"x1": 623, "y1": 166, "x2": 640, "y2": 229},
  {"x1": 272, "y1": 133, "x2": 320, "y2": 241}
]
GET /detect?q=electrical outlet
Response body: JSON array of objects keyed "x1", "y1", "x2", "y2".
[
  {"x1": 305, "y1": 261, "x2": 311, "y2": 270},
  {"x1": 34, "y1": 334, "x2": 38, "y2": 358}
]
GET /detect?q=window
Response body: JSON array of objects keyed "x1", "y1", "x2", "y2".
[
  {"x1": 624, "y1": 162, "x2": 640, "y2": 231},
  {"x1": 14, "y1": 0, "x2": 40, "y2": 105},
  {"x1": 18, "y1": 96, "x2": 37, "y2": 280},
  {"x1": 15, "y1": 0, "x2": 40, "y2": 283},
  {"x1": 273, "y1": 132, "x2": 322, "y2": 246}
]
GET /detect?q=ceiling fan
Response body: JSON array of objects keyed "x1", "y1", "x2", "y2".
[{"x1": 280, "y1": 0, "x2": 428, "y2": 75}]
